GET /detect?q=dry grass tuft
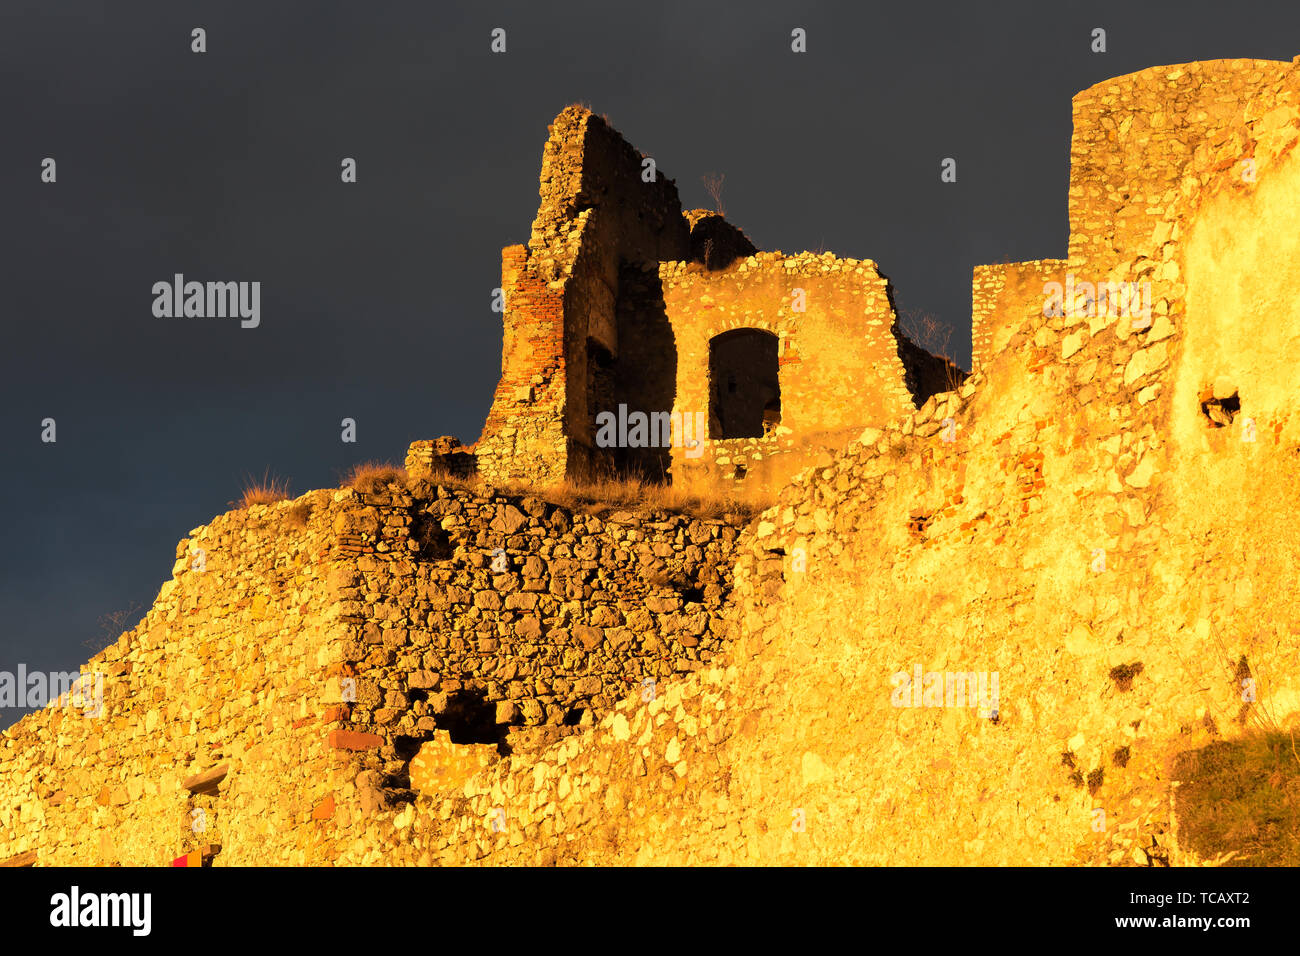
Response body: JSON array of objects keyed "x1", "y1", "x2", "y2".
[
  {"x1": 407, "y1": 464, "x2": 480, "y2": 495},
  {"x1": 240, "y1": 473, "x2": 291, "y2": 508},
  {"x1": 344, "y1": 461, "x2": 408, "y2": 494},
  {"x1": 1173, "y1": 729, "x2": 1300, "y2": 866},
  {"x1": 346, "y1": 463, "x2": 771, "y2": 520},
  {"x1": 539, "y1": 473, "x2": 773, "y2": 520},
  {"x1": 898, "y1": 307, "x2": 967, "y2": 392}
]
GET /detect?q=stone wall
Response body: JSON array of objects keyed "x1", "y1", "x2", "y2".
[
  {"x1": 685, "y1": 209, "x2": 757, "y2": 269},
  {"x1": 9, "y1": 58, "x2": 1300, "y2": 868},
  {"x1": 474, "y1": 106, "x2": 949, "y2": 493},
  {"x1": 0, "y1": 482, "x2": 742, "y2": 865},
  {"x1": 310, "y1": 54, "x2": 1300, "y2": 867},
  {"x1": 475, "y1": 245, "x2": 570, "y2": 486},
  {"x1": 327, "y1": 482, "x2": 742, "y2": 796},
  {"x1": 477, "y1": 106, "x2": 691, "y2": 485},
  {"x1": 0, "y1": 493, "x2": 342, "y2": 866},
  {"x1": 317, "y1": 92, "x2": 1300, "y2": 863},
  {"x1": 405, "y1": 436, "x2": 476, "y2": 480},
  {"x1": 660, "y1": 251, "x2": 924, "y2": 489},
  {"x1": 971, "y1": 259, "x2": 1068, "y2": 371},
  {"x1": 1067, "y1": 57, "x2": 1296, "y2": 273}
]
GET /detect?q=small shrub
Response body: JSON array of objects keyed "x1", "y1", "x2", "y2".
[
  {"x1": 1086, "y1": 768, "x2": 1105, "y2": 796},
  {"x1": 702, "y1": 172, "x2": 726, "y2": 217},
  {"x1": 344, "y1": 461, "x2": 408, "y2": 494},
  {"x1": 285, "y1": 501, "x2": 312, "y2": 528},
  {"x1": 84, "y1": 603, "x2": 144, "y2": 653},
  {"x1": 1109, "y1": 662, "x2": 1144, "y2": 692}
]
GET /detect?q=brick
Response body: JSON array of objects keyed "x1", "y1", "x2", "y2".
[{"x1": 327, "y1": 730, "x2": 385, "y2": 751}]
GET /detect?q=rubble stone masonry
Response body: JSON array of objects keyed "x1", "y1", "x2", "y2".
[
  {"x1": 5, "y1": 57, "x2": 1300, "y2": 865},
  {"x1": 473, "y1": 105, "x2": 951, "y2": 492}
]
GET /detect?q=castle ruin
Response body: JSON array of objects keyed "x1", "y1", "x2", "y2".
[
  {"x1": 5, "y1": 56, "x2": 1300, "y2": 867},
  {"x1": 416, "y1": 106, "x2": 957, "y2": 493}
]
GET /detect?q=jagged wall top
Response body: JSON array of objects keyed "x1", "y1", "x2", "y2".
[{"x1": 526, "y1": 106, "x2": 689, "y2": 283}]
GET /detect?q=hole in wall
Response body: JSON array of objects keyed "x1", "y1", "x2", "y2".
[
  {"x1": 392, "y1": 735, "x2": 424, "y2": 760},
  {"x1": 437, "y1": 687, "x2": 505, "y2": 749},
  {"x1": 563, "y1": 707, "x2": 586, "y2": 726},
  {"x1": 1199, "y1": 384, "x2": 1241, "y2": 428},
  {"x1": 411, "y1": 515, "x2": 453, "y2": 559},
  {"x1": 762, "y1": 396, "x2": 781, "y2": 435}
]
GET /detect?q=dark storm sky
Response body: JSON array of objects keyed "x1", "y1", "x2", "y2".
[{"x1": 3, "y1": 0, "x2": 1298, "y2": 727}]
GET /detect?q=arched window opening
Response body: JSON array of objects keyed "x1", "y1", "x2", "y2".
[{"x1": 708, "y1": 329, "x2": 780, "y2": 439}]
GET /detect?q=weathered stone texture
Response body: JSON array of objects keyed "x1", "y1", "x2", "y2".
[
  {"x1": 1068, "y1": 58, "x2": 1297, "y2": 272},
  {"x1": 0, "y1": 483, "x2": 740, "y2": 865},
  {"x1": 7, "y1": 57, "x2": 1300, "y2": 867},
  {"x1": 473, "y1": 105, "x2": 950, "y2": 493},
  {"x1": 971, "y1": 259, "x2": 1069, "y2": 372}
]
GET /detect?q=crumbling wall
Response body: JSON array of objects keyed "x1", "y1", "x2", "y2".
[
  {"x1": 0, "y1": 480, "x2": 742, "y2": 866},
  {"x1": 971, "y1": 259, "x2": 1068, "y2": 371},
  {"x1": 325, "y1": 481, "x2": 740, "y2": 797},
  {"x1": 685, "y1": 209, "x2": 757, "y2": 269},
  {"x1": 475, "y1": 245, "x2": 570, "y2": 485},
  {"x1": 477, "y1": 107, "x2": 690, "y2": 486},
  {"x1": 13, "y1": 60, "x2": 1299, "y2": 869},
  {"x1": 313, "y1": 56, "x2": 1300, "y2": 868},
  {"x1": 475, "y1": 108, "x2": 949, "y2": 494},
  {"x1": 659, "y1": 251, "x2": 916, "y2": 488},
  {"x1": 0, "y1": 494, "x2": 344, "y2": 866},
  {"x1": 334, "y1": 127, "x2": 1300, "y2": 865},
  {"x1": 406, "y1": 436, "x2": 477, "y2": 480}
]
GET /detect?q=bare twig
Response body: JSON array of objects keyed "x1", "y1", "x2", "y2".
[{"x1": 702, "y1": 173, "x2": 726, "y2": 218}]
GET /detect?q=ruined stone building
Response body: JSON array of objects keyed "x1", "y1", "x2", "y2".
[
  {"x1": 427, "y1": 106, "x2": 957, "y2": 493},
  {"x1": 5, "y1": 56, "x2": 1300, "y2": 867}
]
